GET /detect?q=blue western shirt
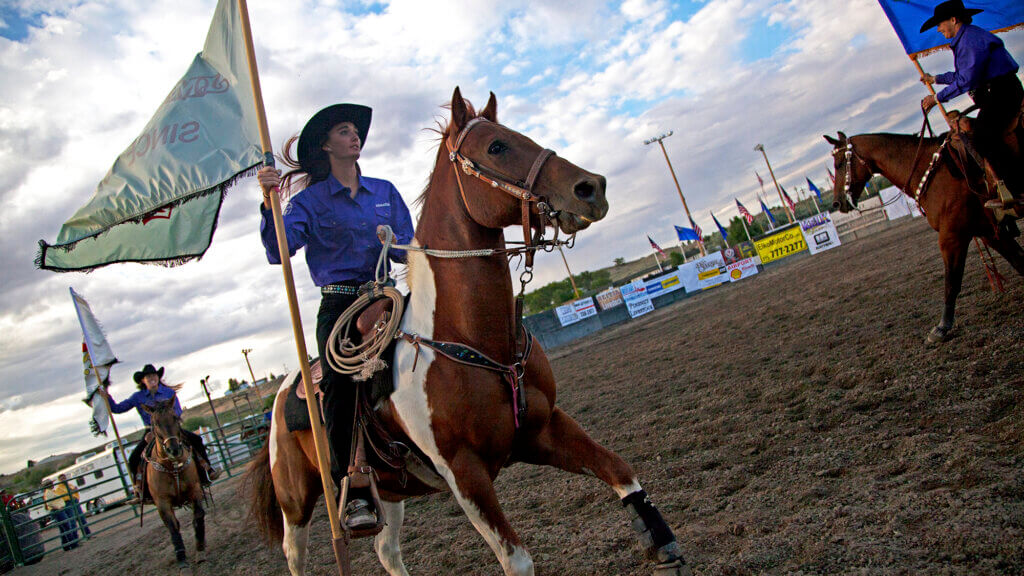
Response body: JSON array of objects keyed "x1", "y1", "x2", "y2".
[
  {"x1": 260, "y1": 174, "x2": 415, "y2": 287},
  {"x1": 935, "y1": 24, "x2": 1019, "y2": 103},
  {"x1": 108, "y1": 384, "x2": 183, "y2": 427}
]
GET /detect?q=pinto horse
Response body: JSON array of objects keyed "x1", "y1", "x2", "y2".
[
  {"x1": 247, "y1": 88, "x2": 690, "y2": 576},
  {"x1": 825, "y1": 130, "x2": 1024, "y2": 343},
  {"x1": 142, "y1": 399, "x2": 207, "y2": 573}
]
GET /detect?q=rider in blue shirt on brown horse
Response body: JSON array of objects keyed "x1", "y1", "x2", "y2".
[
  {"x1": 919, "y1": 0, "x2": 1023, "y2": 207},
  {"x1": 103, "y1": 364, "x2": 220, "y2": 502}
]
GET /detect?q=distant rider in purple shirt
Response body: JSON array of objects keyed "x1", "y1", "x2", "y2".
[
  {"x1": 104, "y1": 364, "x2": 220, "y2": 502},
  {"x1": 256, "y1": 103, "x2": 414, "y2": 531},
  {"x1": 920, "y1": 1, "x2": 1023, "y2": 202}
]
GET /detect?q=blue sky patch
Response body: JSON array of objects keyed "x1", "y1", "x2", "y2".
[{"x1": 0, "y1": 6, "x2": 45, "y2": 42}]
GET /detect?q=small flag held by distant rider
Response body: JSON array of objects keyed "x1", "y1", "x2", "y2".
[
  {"x1": 37, "y1": 0, "x2": 263, "y2": 272},
  {"x1": 71, "y1": 288, "x2": 118, "y2": 436},
  {"x1": 877, "y1": 1, "x2": 1024, "y2": 58}
]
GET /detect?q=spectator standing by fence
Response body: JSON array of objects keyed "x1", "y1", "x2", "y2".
[
  {"x1": 41, "y1": 480, "x2": 78, "y2": 551},
  {"x1": 57, "y1": 474, "x2": 90, "y2": 539}
]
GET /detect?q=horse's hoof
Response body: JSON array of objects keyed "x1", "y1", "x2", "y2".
[
  {"x1": 654, "y1": 559, "x2": 692, "y2": 576},
  {"x1": 926, "y1": 326, "x2": 952, "y2": 344}
]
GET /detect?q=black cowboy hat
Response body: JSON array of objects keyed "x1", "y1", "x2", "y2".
[
  {"x1": 297, "y1": 103, "x2": 372, "y2": 171},
  {"x1": 133, "y1": 364, "x2": 164, "y2": 384},
  {"x1": 920, "y1": 0, "x2": 983, "y2": 33}
]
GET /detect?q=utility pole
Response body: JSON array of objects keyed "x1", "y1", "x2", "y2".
[
  {"x1": 241, "y1": 348, "x2": 257, "y2": 384},
  {"x1": 754, "y1": 143, "x2": 794, "y2": 224},
  {"x1": 645, "y1": 131, "x2": 705, "y2": 256}
]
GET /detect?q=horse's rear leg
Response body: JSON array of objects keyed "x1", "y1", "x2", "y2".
[
  {"x1": 192, "y1": 499, "x2": 206, "y2": 563},
  {"x1": 518, "y1": 408, "x2": 690, "y2": 575},
  {"x1": 282, "y1": 521, "x2": 310, "y2": 576},
  {"x1": 986, "y1": 233, "x2": 1024, "y2": 276},
  {"x1": 156, "y1": 504, "x2": 189, "y2": 571},
  {"x1": 374, "y1": 500, "x2": 410, "y2": 576},
  {"x1": 443, "y1": 452, "x2": 534, "y2": 576}
]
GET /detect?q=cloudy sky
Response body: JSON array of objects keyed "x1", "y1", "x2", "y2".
[{"x1": 1, "y1": 0, "x2": 1021, "y2": 473}]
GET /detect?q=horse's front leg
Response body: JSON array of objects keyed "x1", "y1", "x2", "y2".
[
  {"x1": 374, "y1": 500, "x2": 410, "y2": 576},
  {"x1": 156, "y1": 502, "x2": 189, "y2": 572},
  {"x1": 517, "y1": 407, "x2": 690, "y2": 575},
  {"x1": 440, "y1": 451, "x2": 534, "y2": 576},
  {"x1": 192, "y1": 497, "x2": 206, "y2": 564},
  {"x1": 931, "y1": 230, "x2": 970, "y2": 343}
]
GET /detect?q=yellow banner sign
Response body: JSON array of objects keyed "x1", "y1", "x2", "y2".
[{"x1": 754, "y1": 226, "x2": 807, "y2": 264}]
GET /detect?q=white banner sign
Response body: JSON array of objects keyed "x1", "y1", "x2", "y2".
[
  {"x1": 619, "y1": 279, "x2": 655, "y2": 318},
  {"x1": 727, "y1": 257, "x2": 759, "y2": 282},
  {"x1": 879, "y1": 186, "x2": 923, "y2": 220},
  {"x1": 799, "y1": 213, "x2": 842, "y2": 255},
  {"x1": 555, "y1": 297, "x2": 599, "y2": 326},
  {"x1": 679, "y1": 252, "x2": 728, "y2": 292},
  {"x1": 595, "y1": 288, "x2": 624, "y2": 310}
]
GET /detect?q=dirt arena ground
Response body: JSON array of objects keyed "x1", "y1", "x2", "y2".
[{"x1": 17, "y1": 218, "x2": 1023, "y2": 575}]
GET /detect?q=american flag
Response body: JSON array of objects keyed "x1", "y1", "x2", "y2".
[
  {"x1": 755, "y1": 172, "x2": 764, "y2": 187},
  {"x1": 827, "y1": 167, "x2": 836, "y2": 186},
  {"x1": 647, "y1": 235, "x2": 667, "y2": 259},
  {"x1": 689, "y1": 216, "x2": 704, "y2": 243},
  {"x1": 735, "y1": 198, "x2": 755, "y2": 224},
  {"x1": 781, "y1": 186, "x2": 797, "y2": 215}
]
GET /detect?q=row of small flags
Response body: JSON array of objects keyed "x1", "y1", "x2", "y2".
[{"x1": 649, "y1": 174, "x2": 828, "y2": 253}]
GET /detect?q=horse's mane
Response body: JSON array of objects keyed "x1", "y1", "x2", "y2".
[{"x1": 415, "y1": 99, "x2": 480, "y2": 210}]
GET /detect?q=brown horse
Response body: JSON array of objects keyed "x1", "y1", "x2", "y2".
[
  {"x1": 824, "y1": 130, "x2": 1024, "y2": 343},
  {"x1": 143, "y1": 399, "x2": 207, "y2": 573},
  {"x1": 247, "y1": 88, "x2": 691, "y2": 576}
]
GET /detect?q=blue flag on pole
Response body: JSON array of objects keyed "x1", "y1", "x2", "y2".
[
  {"x1": 759, "y1": 197, "x2": 778, "y2": 229},
  {"x1": 711, "y1": 212, "x2": 728, "y2": 244},
  {"x1": 674, "y1": 225, "x2": 700, "y2": 242},
  {"x1": 807, "y1": 178, "x2": 823, "y2": 201},
  {"x1": 877, "y1": 1, "x2": 1024, "y2": 57}
]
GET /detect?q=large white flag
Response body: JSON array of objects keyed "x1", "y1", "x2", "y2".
[{"x1": 71, "y1": 288, "x2": 118, "y2": 436}]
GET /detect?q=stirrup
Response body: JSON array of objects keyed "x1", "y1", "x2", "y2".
[{"x1": 343, "y1": 498, "x2": 377, "y2": 531}]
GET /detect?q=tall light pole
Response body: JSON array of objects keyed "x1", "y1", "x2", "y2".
[
  {"x1": 557, "y1": 245, "x2": 581, "y2": 299},
  {"x1": 754, "y1": 143, "x2": 794, "y2": 224},
  {"x1": 645, "y1": 131, "x2": 705, "y2": 256},
  {"x1": 241, "y1": 348, "x2": 257, "y2": 383}
]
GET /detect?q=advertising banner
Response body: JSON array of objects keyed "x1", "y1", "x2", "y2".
[
  {"x1": 799, "y1": 213, "x2": 842, "y2": 255},
  {"x1": 678, "y1": 252, "x2": 728, "y2": 292},
  {"x1": 554, "y1": 297, "x2": 598, "y2": 327},
  {"x1": 879, "y1": 186, "x2": 923, "y2": 220},
  {"x1": 619, "y1": 279, "x2": 655, "y2": 318},
  {"x1": 725, "y1": 241, "x2": 758, "y2": 262},
  {"x1": 644, "y1": 270, "x2": 684, "y2": 298},
  {"x1": 754, "y1": 225, "x2": 807, "y2": 264},
  {"x1": 727, "y1": 257, "x2": 759, "y2": 282},
  {"x1": 595, "y1": 288, "x2": 624, "y2": 310}
]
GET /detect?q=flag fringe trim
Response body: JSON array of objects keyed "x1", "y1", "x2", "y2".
[
  {"x1": 36, "y1": 162, "x2": 262, "y2": 273},
  {"x1": 909, "y1": 23, "x2": 1024, "y2": 59}
]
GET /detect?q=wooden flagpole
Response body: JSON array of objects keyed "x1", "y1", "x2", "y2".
[
  {"x1": 90, "y1": 364, "x2": 130, "y2": 489},
  {"x1": 912, "y1": 55, "x2": 954, "y2": 129},
  {"x1": 236, "y1": 1, "x2": 348, "y2": 573}
]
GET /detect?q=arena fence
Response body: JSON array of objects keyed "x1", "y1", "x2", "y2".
[{"x1": 0, "y1": 416, "x2": 268, "y2": 570}]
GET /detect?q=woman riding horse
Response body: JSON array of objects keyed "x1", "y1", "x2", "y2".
[
  {"x1": 256, "y1": 104, "x2": 416, "y2": 530},
  {"x1": 103, "y1": 364, "x2": 219, "y2": 502}
]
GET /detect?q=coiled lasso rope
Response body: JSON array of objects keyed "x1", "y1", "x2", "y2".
[{"x1": 324, "y1": 226, "x2": 406, "y2": 381}]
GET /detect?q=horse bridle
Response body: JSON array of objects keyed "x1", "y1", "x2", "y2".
[
  {"x1": 445, "y1": 116, "x2": 560, "y2": 273},
  {"x1": 832, "y1": 140, "x2": 866, "y2": 209}
]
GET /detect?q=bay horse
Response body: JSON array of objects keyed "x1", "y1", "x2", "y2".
[
  {"x1": 142, "y1": 399, "x2": 207, "y2": 573},
  {"x1": 825, "y1": 130, "x2": 1024, "y2": 343},
  {"x1": 247, "y1": 88, "x2": 691, "y2": 576}
]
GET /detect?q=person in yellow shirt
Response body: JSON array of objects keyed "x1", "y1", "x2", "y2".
[
  {"x1": 57, "y1": 474, "x2": 90, "y2": 538},
  {"x1": 41, "y1": 479, "x2": 78, "y2": 551}
]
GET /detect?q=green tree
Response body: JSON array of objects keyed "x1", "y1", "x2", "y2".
[
  {"x1": 183, "y1": 416, "x2": 211, "y2": 431},
  {"x1": 228, "y1": 377, "x2": 241, "y2": 392},
  {"x1": 613, "y1": 257, "x2": 625, "y2": 266}
]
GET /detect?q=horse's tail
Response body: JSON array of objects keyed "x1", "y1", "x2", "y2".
[{"x1": 244, "y1": 440, "x2": 283, "y2": 543}]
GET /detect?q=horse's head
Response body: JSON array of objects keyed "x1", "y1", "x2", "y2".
[
  {"x1": 824, "y1": 131, "x2": 872, "y2": 212},
  {"x1": 142, "y1": 398, "x2": 185, "y2": 460},
  {"x1": 443, "y1": 87, "x2": 608, "y2": 235}
]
